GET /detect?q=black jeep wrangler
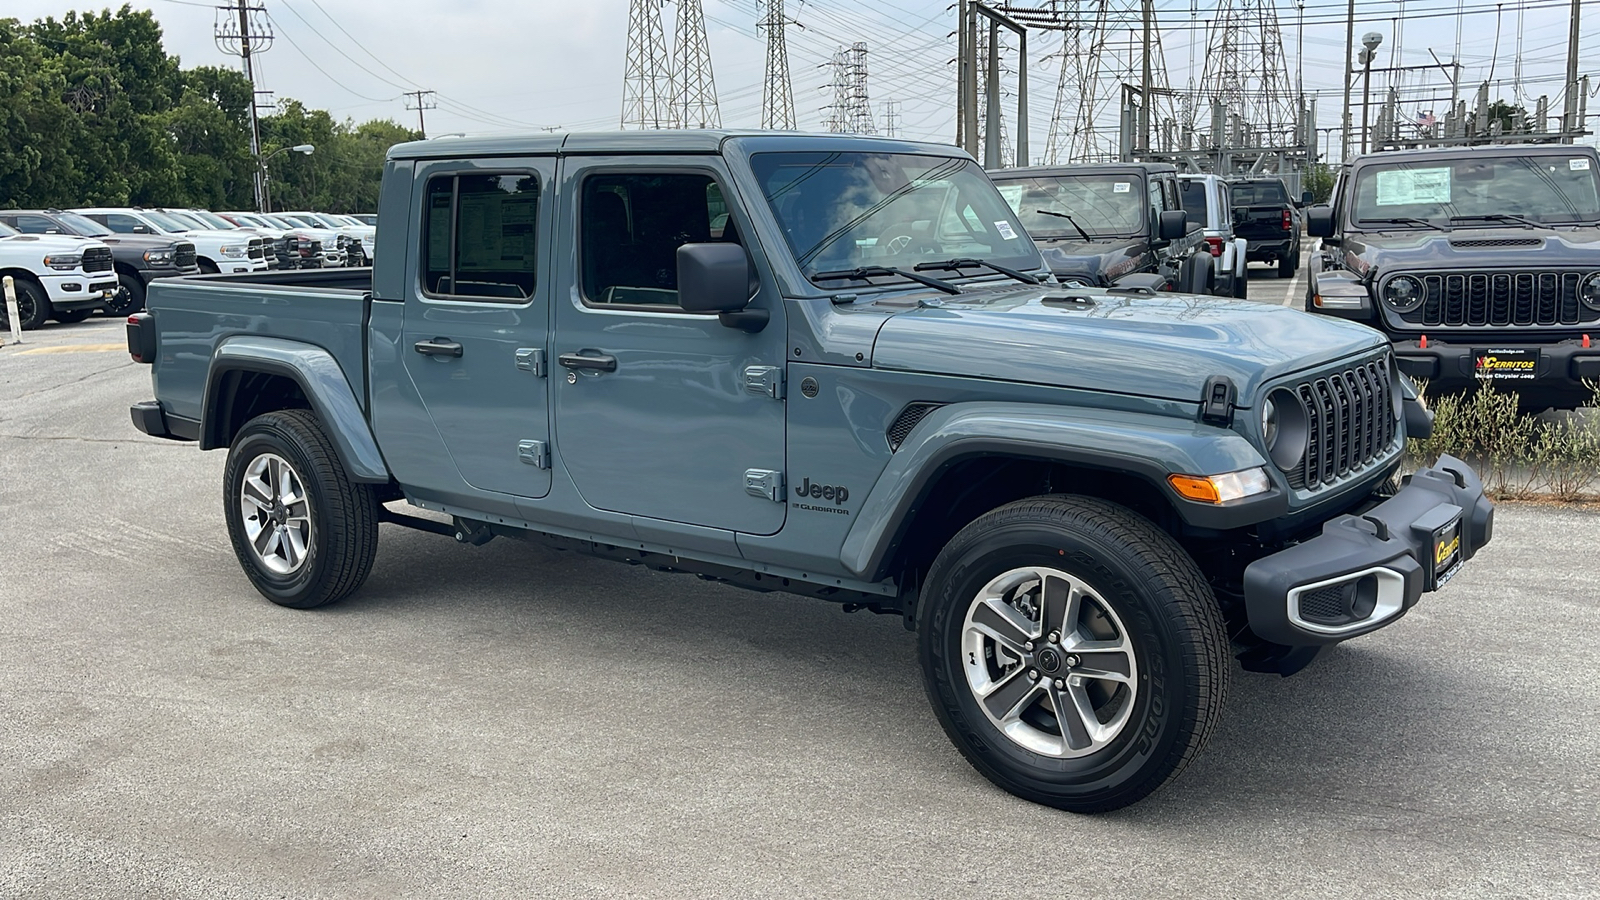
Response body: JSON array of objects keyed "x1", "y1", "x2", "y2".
[
  {"x1": 1306, "y1": 145, "x2": 1600, "y2": 409},
  {"x1": 993, "y1": 162, "x2": 1215, "y2": 294}
]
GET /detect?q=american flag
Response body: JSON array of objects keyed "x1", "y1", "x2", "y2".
[{"x1": 1417, "y1": 110, "x2": 1437, "y2": 127}]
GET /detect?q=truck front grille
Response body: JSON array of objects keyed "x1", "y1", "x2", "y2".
[
  {"x1": 1287, "y1": 356, "x2": 1399, "y2": 491},
  {"x1": 174, "y1": 244, "x2": 197, "y2": 269},
  {"x1": 247, "y1": 238, "x2": 265, "y2": 259},
  {"x1": 81, "y1": 246, "x2": 114, "y2": 272},
  {"x1": 1390, "y1": 270, "x2": 1600, "y2": 328}
]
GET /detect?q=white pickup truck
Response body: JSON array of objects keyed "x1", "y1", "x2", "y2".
[
  {"x1": 75, "y1": 207, "x2": 268, "y2": 276},
  {"x1": 0, "y1": 221, "x2": 117, "y2": 328}
]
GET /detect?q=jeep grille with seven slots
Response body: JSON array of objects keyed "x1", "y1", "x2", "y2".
[{"x1": 1287, "y1": 357, "x2": 1398, "y2": 491}]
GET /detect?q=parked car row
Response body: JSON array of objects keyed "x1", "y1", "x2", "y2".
[{"x1": 0, "y1": 205, "x2": 376, "y2": 328}]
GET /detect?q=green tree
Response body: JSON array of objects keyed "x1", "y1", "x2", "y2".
[{"x1": 1303, "y1": 162, "x2": 1337, "y2": 204}]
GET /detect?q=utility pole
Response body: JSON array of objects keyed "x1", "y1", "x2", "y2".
[
  {"x1": 1340, "y1": 0, "x2": 1355, "y2": 161},
  {"x1": 758, "y1": 0, "x2": 796, "y2": 130},
  {"x1": 214, "y1": 1, "x2": 272, "y2": 212},
  {"x1": 1565, "y1": 0, "x2": 1582, "y2": 135},
  {"x1": 405, "y1": 89, "x2": 436, "y2": 138},
  {"x1": 1140, "y1": 0, "x2": 1152, "y2": 155}
]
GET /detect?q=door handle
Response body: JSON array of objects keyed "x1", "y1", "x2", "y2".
[
  {"x1": 414, "y1": 338, "x2": 463, "y2": 358},
  {"x1": 558, "y1": 351, "x2": 618, "y2": 372}
]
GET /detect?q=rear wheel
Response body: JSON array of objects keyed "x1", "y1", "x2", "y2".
[
  {"x1": 1278, "y1": 251, "x2": 1296, "y2": 278},
  {"x1": 919, "y1": 495, "x2": 1229, "y2": 813},
  {"x1": 1232, "y1": 262, "x2": 1249, "y2": 298},
  {"x1": 223, "y1": 409, "x2": 379, "y2": 608},
  {"x1": 0, "y1": 278, "x2": 52, "y2": 330}
]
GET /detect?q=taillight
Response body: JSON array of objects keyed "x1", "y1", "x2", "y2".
[
  {"x1": 126, "y1": 312, "x2": 156, "y2": 364},
  {"x1": 1282, "y1": 210, "x2": 1293, "y2": 231},
  {"x1": 1205, "y1": 236, "x2": 1224, "y2": 257}
]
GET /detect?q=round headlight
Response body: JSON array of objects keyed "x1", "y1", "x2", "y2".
[
  {"x1": 1580, "y1": 272, "x2": 1600, "y2": 312},
  {"x1": 1263, "y1": 388, "x2": 1309, "y2": 472},
  {"x1": 1382, "y1": 274, "x2": 1426, "y2": 312}
]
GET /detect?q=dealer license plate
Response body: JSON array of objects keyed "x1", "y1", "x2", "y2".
[
  {"x1": 1474, "y1": 347, "x2": 1539, "y2": 381},
  {"x1": 1432, "y1": 516, "x2": 1463, "y2": 589}
]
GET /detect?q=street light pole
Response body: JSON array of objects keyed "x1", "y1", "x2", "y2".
[
  {"x1": 1359, "y1": 32, "x2": 1383, "y2": 155},
  {"x1": 260, "y1": 144, "x2": 314, "y2": 214}
]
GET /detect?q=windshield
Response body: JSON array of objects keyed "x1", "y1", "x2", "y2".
[
  {"x1": 55, "y1": 212, "x2": 112, "y2": 236},
  {"x1": 279, "y1": 214, "x2": 317, "y2": 228},
  {"x1": 1230, "y1": 182, "x2": 1289, "y2": 205},
  {"x1": 1352, "y1": 155, "x2": 1600, "y2": 225},
  {"x1": 264, "y1": 215, "x2": 301, "y2": 229},
  {"x1": 190, "y1": 210, "x2": 237, "y2": 229},
  {"x1": 143, "y1": 210, "x2": 192, "y2": 232},
  {"x1": 749, "y1": 151, "x2": 1038, "y2": 279},
  {"x1": 0, "y1": 222, "x2": 18, "y2": 237},
  {"x1": 994, "y1": 174, "x2": 1145, "y2": 238}
]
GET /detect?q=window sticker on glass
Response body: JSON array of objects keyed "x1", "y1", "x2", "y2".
[
  {"x1": 994, "y1": 220, "x2": 1018, "y2": 240},
  {"x1": 1375, "y1": 168, "x2": 1451, "y2": 205},
  {"x1": 1113, "y1": 182, "x2": 1131, "y2": 193},
  {"x1": 1571, "y1": 158, "x2": 1592, "y2": 171}
]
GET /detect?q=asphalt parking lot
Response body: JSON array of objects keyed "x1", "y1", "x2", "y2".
[{"x1": 3, "y1": 316, "x2": 1597, "y2": 899}]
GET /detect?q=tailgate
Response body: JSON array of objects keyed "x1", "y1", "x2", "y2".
[{"x1": 1235, "y1": 207, "x2": 1291, "y2": 239}]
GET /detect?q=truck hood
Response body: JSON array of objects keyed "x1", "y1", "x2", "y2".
[
  {"x1": 1034, "y1": 236, "x2": 1146, "y2": 282},
  {"x1": 1339, "y1": 225, "x2": 1600, "y2": 275},
  {"x1": 0, "y1": 232, "x2": 112, "y2": 255},
  {"x1": 870, "y1": 285, "x2": 1385, "y2": 404}
]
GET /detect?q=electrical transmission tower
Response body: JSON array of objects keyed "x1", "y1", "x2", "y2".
[
  {"x1": 214, "y1": 1, "x2": 272, "y2": 212},
  {"x1": 622, "y1": 0, "x2": 674, "y2": 129},
  {"x1": 825, "y1": 43, "x2": 875, "y2": 134},
  {"x1": 881, "y1": 100, "x2": 900, "y2": 138},
  {"x1": 1042, "y1": 2, "x2": 1177, "y2": 163},
  {"x1": 758, "y1": 0, "x2": 797, "y2": 130},
  {"x1": 1196, "y1": 0, "x2": 1298, "y2": 151},
  {"x1": 671, "y1": 0, "x2": 720, "y2": 128}
]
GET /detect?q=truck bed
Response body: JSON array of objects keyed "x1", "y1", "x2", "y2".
[{"x1": 146, "y1": 268, "x2": 373, "y2": 425}]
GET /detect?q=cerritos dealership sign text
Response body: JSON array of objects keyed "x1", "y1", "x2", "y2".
[{"x1": 1474, "y1": 347, "x2": 1538, "y2": 381}]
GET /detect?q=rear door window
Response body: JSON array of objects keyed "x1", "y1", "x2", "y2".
[{"x1": 421, "y1": 172, "x2": 540, "y2": 302}]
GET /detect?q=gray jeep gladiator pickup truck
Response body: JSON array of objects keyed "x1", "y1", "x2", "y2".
[
  {"x1": 1306, "y1": 145, "x2": 1600, "y2": 410},
  {"x1": 127, "y1": 132, "x2": 1492, "y2": 813}
]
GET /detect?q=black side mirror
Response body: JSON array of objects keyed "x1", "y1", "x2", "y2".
[
  {"x1": 1158, "y1": 209, "x2": 1187, "y2": 241},
  {"x1": 1306, "y1": 206, "x2": 1335, "y2": 238},
  {"x1": 1301, "y1": 190, "x2": 1314, "y2": 205},
  {"x1": 677, "y1": 242, "x2": 765, "y2": 332}
]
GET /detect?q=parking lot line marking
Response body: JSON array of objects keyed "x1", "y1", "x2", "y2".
[{"x1": 16, "y1": 343, "x2": 127, "y2": 355}]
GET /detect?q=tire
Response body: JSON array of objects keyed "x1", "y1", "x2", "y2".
[
  {"x1": 223, "y1": 409, "x2": 379, "y2": 609},
  {"x1": 198, "y1": 260, "x2": 220, "y2": 275},
  {"x1": 1277, "y1": 252, "x2": 1294, "y2": 278},
  {"x1": 104, "y1": 273, "x2": 146, "y2": 316},
  {"x1": 1232, "y1": 261, "x2": 1249, "y2": 299},
  {"x1": 0, "y1": 278, "x2": 52, "y2": 330},
  {"x1": 918, "y1": 495, "x2": 1230, "y2": 813},
  {"x1": 54, "y1": 308, "x2": 93, "y2": 324}
]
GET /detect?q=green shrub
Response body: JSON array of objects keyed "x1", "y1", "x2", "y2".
[{"x1": 1405, "y1": 379, "x2": 1600, "y2": 501}]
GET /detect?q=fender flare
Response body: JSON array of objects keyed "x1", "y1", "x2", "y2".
[
  {"x1": 200, "y1": 335, "x2": 390, "y2": 483},
  {"x1": 838, "y1": 402, "x2": 1283, "y2": 581}
]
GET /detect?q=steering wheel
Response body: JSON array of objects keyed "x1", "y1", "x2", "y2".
[{"x1": 877, "y1": 223, "x2": 939, "y2": 256}]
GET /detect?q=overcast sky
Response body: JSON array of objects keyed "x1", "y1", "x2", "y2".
[{"x1": 6, "y1": 0, "x2": 1595, "y2": 160}]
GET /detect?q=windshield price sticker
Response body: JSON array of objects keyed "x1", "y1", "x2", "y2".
[
  {"x1": 1572, "y1": 158, "x2": 1592, "y2": 171},
  {"x1": 994, "y1": 221, "x2": 1018, "y2": 240},
  {"x1": 1112, "y1": 182, "x2": 1130, "y2": 193},
  {"x1": 1375, "y1": 168, "x2": 1452, "y2": 206},
  {"x1": 1474, "y1": 347, "x2": 1539, "y2": 381}
]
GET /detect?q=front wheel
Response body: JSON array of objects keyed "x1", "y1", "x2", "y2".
[
  {"x1": 918, "y1": 495, "x2": 1229, "y2": 813},
  {"x1": 0, "y1": 278, "x2": 52, "y2": 330},
  {"x1": 104, "y1": 273, "x2": 146, "y2": 316},
  {"x1": 223, "y1": 409, "x2": 379, "y2": 608}
]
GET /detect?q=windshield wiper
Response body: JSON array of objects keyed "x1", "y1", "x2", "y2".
[
  {"x1": 1369, "y1": 216, "x2": 1448, "y2": 232},
  {"x1": 1034, "y1": 208, "x2": 1093, "y2": 242},
  {"x1": 1449, "y1": 213, "x2": 1541, "y2": 228},
  {"x1": 811, "y1": 265, "x2": 961, "y2": 295},
  {"x1": 914, "y1": 257, "x2": 1039, "y2": 285}
]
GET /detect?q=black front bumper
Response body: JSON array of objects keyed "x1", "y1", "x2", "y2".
[
  {"x1": 1394, "y1": 337, "x2": 1600, "y2": 404},
  {"x1": 1242, "y1": 455, "x2": 1493, "y2": 646}
]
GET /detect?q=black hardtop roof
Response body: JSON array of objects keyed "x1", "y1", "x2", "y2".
[
  {"x1": 1348, "y1": 144, "x2": 1600, "y2": 168},
  {"x1": 990, "y1": 162, "x2": 1175, "y2": 180},
  {"x1": 386, "y1": 130, "x2": 971, "y2": 161}
]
